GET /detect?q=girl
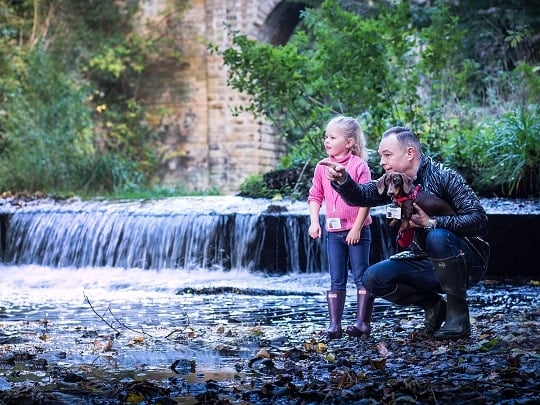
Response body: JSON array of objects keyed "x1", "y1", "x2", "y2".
[{"x1": 308, "y1": 115, "x2": 373, "y2": 339}]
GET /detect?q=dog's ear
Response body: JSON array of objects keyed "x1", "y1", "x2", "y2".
[
  {"x1": 376, "y1": 175, "x2": 387, "y2": 194},
  {"x1": 401, "y1": 173, "x2": 414, "y2": 194}
]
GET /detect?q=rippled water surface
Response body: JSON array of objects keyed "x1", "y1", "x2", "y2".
[
  {"x1": 1, "y1": 265, "x2": 538, "y2": 377},
  {"x1": 0, "y1": 195, "x2": 538, "y2": 402}
]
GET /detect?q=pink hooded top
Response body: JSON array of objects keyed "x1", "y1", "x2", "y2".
[{"x1": 308, "y1": 152, "x2": 372, "y2": 232}]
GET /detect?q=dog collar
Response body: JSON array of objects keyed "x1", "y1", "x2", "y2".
[{"x1": 393, "y1": 184, "x2": 422, "y2": 204}]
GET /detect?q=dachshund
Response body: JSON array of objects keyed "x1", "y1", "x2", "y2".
[{"x1": 376, "y1": 172, "x2": 455, "y2": 246}]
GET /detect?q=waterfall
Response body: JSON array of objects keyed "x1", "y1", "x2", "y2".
[
  {"x1": 0, "y1": 196, "x2": 393, "y2": 273},
  {"x1": 0, "y1": 197, "x2": 314, "y2": 272},
  {"x1": 1, "y1": 196, "x2": 538, "y2": 276}
]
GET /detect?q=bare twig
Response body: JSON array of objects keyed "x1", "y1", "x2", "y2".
[
  {"x1": 84, "y1": 293, "x2": 155, "y2": 338},
  {"x1": 292, "y1": 159, "x2": 311, "y2": 196},
  {"x1": 165, "y1": 313, "x2": 191, "y2": 339},
  {"x1": 104, "y1": 305, "x2": 154, "y2": 338},
  {"x1": 84, "y1": 292, "x2": 191, "y2": 340},
  {"x1": 83, "y1": 292, "x2": 123, "y2": 336}
]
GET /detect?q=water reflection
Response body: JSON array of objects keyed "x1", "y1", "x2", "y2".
[{"x1": 1, "y1": 264, "x2": 538, "y2": 375}]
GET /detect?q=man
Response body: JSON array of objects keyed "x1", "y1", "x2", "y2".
[{"x1": 321, "y1": 126, "x2": 490, "y2": 339}]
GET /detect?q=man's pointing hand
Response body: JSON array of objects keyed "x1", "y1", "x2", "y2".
[{"x1": 319, "y1": 160, "x2": 347, "y2": 184}]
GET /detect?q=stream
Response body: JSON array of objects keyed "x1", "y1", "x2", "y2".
[
  {"x1": 0, "y1": 196, "x2": 539, "y2": 402},
  {"x1": 1, "y1": 264, "x2": 537, "y2": 380}
]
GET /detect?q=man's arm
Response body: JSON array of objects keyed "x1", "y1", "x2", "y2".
[
  {"x1": 319, "y1": 161, "x2": 386, "y2": 207},
  {"x1": 436, "y1": 171, "x2": 489, "y2": 237}
]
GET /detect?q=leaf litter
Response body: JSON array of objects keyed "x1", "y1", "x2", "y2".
[{"x1": 0, "y1": 278, "x2": 538, "y2": 404}]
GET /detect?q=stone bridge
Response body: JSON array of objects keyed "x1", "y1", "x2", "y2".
[{"x1": 138, "y1": 0, "x2": 313, "y2": 194}]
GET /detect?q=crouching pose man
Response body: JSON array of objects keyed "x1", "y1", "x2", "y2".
[{"x1": 321, "y1": 126, "x2": 490, "y2": 339}]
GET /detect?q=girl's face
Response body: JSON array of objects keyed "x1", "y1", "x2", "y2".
[{"x1": 324, "y1": 125, "x2": 352, "y2": 158}]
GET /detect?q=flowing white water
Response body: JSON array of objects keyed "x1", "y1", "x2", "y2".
[
  {"x1": 2, "y1": 196, "x2": 328, "y2": 272},
  {"x1": 0, "y1": 264, "x2": 334, "y2": 374},
  {"x1": 0, "y1": 264, "x2": 330, "y2": 318}
]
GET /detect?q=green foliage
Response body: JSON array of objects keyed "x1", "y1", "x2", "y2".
[
  {"x1": 79, "y1": 153, "x2": 145, "y2": 194},
  {"x1": 0, "y1": 46, "x2": 95, "y2": 192},
  {"x1": 1, "y1": 0, "x2": 538, "y2": 198},
  {"x1": 214, "y1": 0, "x2": 411, "y2": 155},
  {"x1": 440, "y1": 123, "x2": 496, "y2": 191},
  {"x1": 219, "y1": 0, "x2": 539, "y2": 198},
  {"x1": 238, "y1": 174, "x2": 274, "y2": 199},
  {"x1": 93, "y1": 186, "x2": 221, "y2": 201},
  {"x1": 483, "y1": 105, "x2": 540, "y2": 197},
  {"x1": 441, "y1": 105, "x2": 540, "y2": 198},
  {"x1": 238, "y1": 162, "x2": 315, "y2": 201},
  {"x1": 216, "y1": 0, "x2": 473, "y2": 196},
  {"x1": 509, "y1": 62, "x2": 540, "y2": 106},
  {"x1": 0, "y1": 0, "x2": 188, "y2": 195}
]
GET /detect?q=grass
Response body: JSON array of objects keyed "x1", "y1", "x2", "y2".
[{"x1": 39, "y1": 187, "x2": 223, "y2": 202}]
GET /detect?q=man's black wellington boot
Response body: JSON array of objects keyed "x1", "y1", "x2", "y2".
[
  {"x1": 382, "y1": 284, "x2": 446, "y2": 335},
  {"x1": 433, "y1": 252, "x2": 471, "y2": 340}
]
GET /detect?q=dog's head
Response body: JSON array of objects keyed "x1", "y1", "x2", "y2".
[{"x1": 376, "y1": 172, "x2": 414, "y2": 197}]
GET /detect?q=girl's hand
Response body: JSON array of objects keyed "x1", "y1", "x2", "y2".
[
  {"x1": 309, "y1": 223, "x2": 322, "y2": 239},
  {"x1": 346, "y1": 229, "x2": 360, "y2": 245}
]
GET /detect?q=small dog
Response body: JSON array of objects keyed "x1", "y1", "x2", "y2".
[{"x1": 377, "y1": 173, "x2": 455, "y2": 245}]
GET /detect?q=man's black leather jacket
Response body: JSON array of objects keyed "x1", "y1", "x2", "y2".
[{"x1": 331, "y1": 154, "x2": 490, "y2": 266}]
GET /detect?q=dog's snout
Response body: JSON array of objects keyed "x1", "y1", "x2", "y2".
[{"x1": 385, "y1": 174, "x2": 402, "y2": 196}]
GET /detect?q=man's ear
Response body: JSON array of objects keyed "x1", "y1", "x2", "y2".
[
  {"x1": 405, "y1": 146, "x2": 417, "y2": 163},
  {"x1": 376, "y1": 175, "x2": 387, "y2": 194},
  {"x1": 401, "y1": 173, "x2": 413, "y2": 194}
]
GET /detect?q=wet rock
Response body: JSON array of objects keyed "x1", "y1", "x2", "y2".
[
  {"x1": 0, "y1": 377, "x2": 11, "y2": 391},
  {"x1": 170, "y1": 359, "x2": 196, "y2": 374},
  {"x1": 264, "y1": 204, "x2": 289, "y2": 213}
]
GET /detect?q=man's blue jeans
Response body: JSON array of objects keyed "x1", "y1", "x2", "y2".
[
  {"x1": 326, "y1": 226, "x2": 371, "y2": 291},
  {"x1": 363, "y1": 228, "x2": 486, "y2": 297}
]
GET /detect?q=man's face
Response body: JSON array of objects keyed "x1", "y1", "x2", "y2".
[{"x1": 377, "y1": 134, "x2": 412, "y2": 175}]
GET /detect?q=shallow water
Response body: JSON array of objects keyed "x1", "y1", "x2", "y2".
[
  {"x1": 1, "y1": 195, "x2": 538, "y2": 402},
  {"x1": 1, "y1": 264, "x2": 538, "y2": 378},
  {"x1": 0, "y1": 265, "x2": 326, "y2": 373}
]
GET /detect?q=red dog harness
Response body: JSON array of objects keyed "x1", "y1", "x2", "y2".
[{"x1": 392, "y1": 184, "x2": 421, "y2": 248}]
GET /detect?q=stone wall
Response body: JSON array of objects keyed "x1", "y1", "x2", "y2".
[{"x1": 136, "y1": 0, "x2": 296, "y2": 194}]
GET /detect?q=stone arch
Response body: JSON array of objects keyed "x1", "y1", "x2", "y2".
[
  {"x1": 258, "y1": 1, "x2": 310, "y2": 45},
  {"x1": 138, "y1": 0, "x2": 313, "y2": 194}
]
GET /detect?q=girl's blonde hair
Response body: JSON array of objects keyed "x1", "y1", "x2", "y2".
[{"x1": 326, "y1": 115, "x2": 367, "y2": 160}]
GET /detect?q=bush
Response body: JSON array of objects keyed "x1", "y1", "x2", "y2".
[
  {"x1": 238, "y1": 174, "x2": 274, "y2": 199},
  {"x1": 440, "y1": 104, "x2": 540, "y2": 198},
  {"x1": 0, "y1": 0, "x2": 187, "y2": 196},
  {"x1": 482, "y1": 105, "x2": 540, "y2": 197},
  {"x1": 238, "y1": 161, "x2": 315, "y2": 200},
  {"x1": 0, "y1": 46, "x2": 95, "y2": 193}
]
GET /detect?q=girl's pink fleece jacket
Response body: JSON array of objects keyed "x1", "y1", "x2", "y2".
[{"x1": 308, "y1": 152, "x2": 372, "y2": 232}]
